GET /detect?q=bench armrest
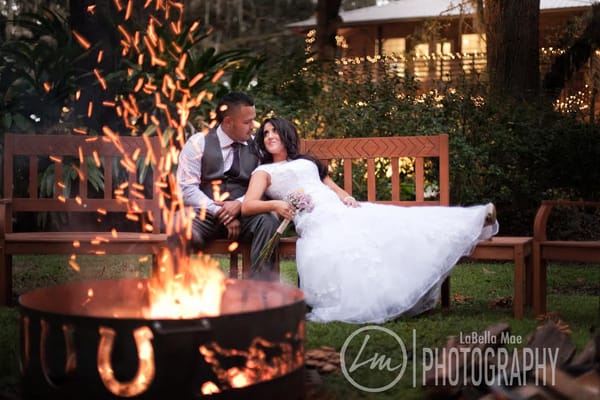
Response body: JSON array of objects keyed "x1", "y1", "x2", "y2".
[{"x1": 533, "y1": 200, "x2": 600, "y2": 241}]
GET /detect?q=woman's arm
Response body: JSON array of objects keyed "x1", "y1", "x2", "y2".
[
  {"x1": 242, "y1": 171, "x2": 295, "y2": 218},
  {"x1": 323, "y1": 176, "x2": 359, "y2": 207}
]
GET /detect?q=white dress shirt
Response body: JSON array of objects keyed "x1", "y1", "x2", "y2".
[{"x1": 177, "y1": 125, "x2": 247, "y2": 215}]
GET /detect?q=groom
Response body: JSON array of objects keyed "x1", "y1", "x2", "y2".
[{"x1": 175, "y1": 92, "x2": 279, "y2": 277}]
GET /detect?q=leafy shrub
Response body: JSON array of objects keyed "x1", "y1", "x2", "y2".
[{"x1": 251, "y1": 59, "x2": 600, "y2": 235}]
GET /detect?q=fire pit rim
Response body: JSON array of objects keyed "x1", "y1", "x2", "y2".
[{"x1": 18, "y1": 277, "x2": 305, "y2": 321}]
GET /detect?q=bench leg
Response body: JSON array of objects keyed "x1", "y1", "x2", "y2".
[
  {"x1": 513, "y1": 245, "x2": 525, "y2": 320},
  {"x1": 0, "y1": 253, "x2": 12, "y2": 306},
  {"x1": 229, "y1": 252, "x2": 239, "y2": 279},
  {"x1": 241, "y1": 247, "x2": 252, "y2": 279},
  {"x1": 525, "y1": 252, "x2": 534, "y2": 307},
  {"x1": 532, "y1": 244, "x2": 547, "y2": 316},
  {"x1": 441, "y1": 277, "x2": 450, "y2": 308}
]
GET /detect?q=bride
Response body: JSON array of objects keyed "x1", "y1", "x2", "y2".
[{"x1": 242, "y1": 117, "x2": 499, "y2": 323}]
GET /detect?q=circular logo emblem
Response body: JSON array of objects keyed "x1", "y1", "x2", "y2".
[{"x1": 340, "y1": 325, "x2": 407, "y2": 392}]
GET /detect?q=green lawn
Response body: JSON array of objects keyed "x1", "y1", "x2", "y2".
[{"x1": 0, "y1": 255, "x2": 598, "y2": 399}]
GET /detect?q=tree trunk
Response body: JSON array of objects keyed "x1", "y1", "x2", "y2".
[
  {"x1": 484, "y1": 0, "x2": 540, "y2": 99},
  {"x1": 315, "y1": 0, "x2": 342, "y2": 61}
]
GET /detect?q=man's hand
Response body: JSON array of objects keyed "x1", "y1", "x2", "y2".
[
  {"x1": 215, "y1": 200, "x2": 242, "y2": 225},
  {"x1": 225, "y1": 219, "x2": 240, "y2": 240}
]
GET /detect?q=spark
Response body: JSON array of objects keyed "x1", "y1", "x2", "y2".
[
  {"x1": 93, "y1": 69, "x2": 108, "y2": 90},
  {"x1": 72, "y1": 31, "x2": 91, "y2": 49}
]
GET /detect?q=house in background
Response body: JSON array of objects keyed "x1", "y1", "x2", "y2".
[{"x1": 288, "y1": 0, "x2": 595, "y2": 91}]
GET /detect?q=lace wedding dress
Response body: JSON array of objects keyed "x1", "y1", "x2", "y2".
[{"x1": 255, "y1": 159, "x2": 499, "y2": 323}]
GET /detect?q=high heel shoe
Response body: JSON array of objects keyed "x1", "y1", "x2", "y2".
[{"x1": 484, "y1": 203, "x2": 497, "y2": 226}]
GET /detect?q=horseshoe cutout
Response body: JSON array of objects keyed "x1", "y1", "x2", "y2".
[
  {"x1": 97, "y1": 326, "x2": 155, "y2": 397},
  {"x1": 40, "y1": 319, "x2": 77, "y2": 387}
]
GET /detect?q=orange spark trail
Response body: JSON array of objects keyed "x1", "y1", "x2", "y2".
[{"x1": 72, "y1": 31, "x2": 91, "y2": 49}]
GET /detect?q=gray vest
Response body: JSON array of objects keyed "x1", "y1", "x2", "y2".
[{"x1": 199, "y1": 129, "x2": 258, "y2": 200}]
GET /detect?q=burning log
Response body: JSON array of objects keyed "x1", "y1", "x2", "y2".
[{"x1": 423, "y1": 321, "x2": 600, "y2": 399}]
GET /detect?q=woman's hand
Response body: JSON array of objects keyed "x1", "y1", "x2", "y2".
[
  {"x1": 273, "y1": 200, "x2": 296, "y2": 220},
  {"x1": 343, "y1": 196, "x2": 359, "y2": 208}
]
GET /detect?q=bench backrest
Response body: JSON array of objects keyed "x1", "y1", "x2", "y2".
[
  {"x1": 300, "y1": 134, "x2": 449, "y2": 206},
  {"x1": 3, "y1": 133, "x2": 449, "y2": 234},
  {"x1": 3, "y1": 134, "x2": 162, "y2": 234}
]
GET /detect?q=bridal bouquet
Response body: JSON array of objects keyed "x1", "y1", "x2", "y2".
[{"x1": 253, "y1": 190, "x2": 314, "y2": 271}]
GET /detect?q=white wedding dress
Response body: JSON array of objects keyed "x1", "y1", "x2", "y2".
[{"x1": 254, "y1": 159, "x2": 499, "y2": 324}]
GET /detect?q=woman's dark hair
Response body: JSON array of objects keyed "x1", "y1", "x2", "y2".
[
  {"x1": 254, "y1": 117, "x2": 328, "y2": 180},
  {"x1": 215, "y1": 92, "x2": 254, "y2": 124}
]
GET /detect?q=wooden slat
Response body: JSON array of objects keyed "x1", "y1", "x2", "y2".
[
  {"x1": 28, "y1": 157, "x2": 37, "y2": 199},
  {"x1": 439, "y1": 134, "x2": 450, "y2": 206},
  {"x1": 79, "y1": 157, "x2": 88, "y2": 200},
  {"x1": 415, "y1": 157, "x2": 424, "y2": 202},
  {"x1": 367, "y1": 158, "x2": 375, "y2": 201},
  {"x1": 104, "y1": 156, "x2": 113, "y2": 200},
  {"x1": 391, "y1": 156, "x2": 400, "y2": 202},
  {"x1": 9, "y1": 198, "x2": 157, "y2": 212},
  {"x1": 3, "y1": 135, "x2": 14, "y2": 198},
  {"x1": 128, "y1": 170, "x2": 137, "y2": 200},
  {"x1": 343, "y1": 158, "x2": 352, "y2": 195},
  {"x1": 55, "y1": 162, "x2": 63, "y2": 199},
  {"x1": 302, "y1": 135, "x2": 445, "y2": 158},
  {"x1": 9, "y1": 135, "x2": 146, "y2": 157}
]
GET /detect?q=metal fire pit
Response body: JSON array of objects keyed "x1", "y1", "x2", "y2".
[{"x1": 19, "y1": 278, "x2": 305, "y2": 400}]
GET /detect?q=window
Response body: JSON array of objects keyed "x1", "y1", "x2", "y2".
[
  {"x1": 461, "y1": 34, "x2": 486, "y2": 74},
  {"x1": 461, "y1": 33, "x2": 486, "y2": 54},
  {"x1": 414, "y1": 43, "x2": 429, "y2": 57},
  {"x1": 381, "y1": 37, "x2": 406, "y2": 76},
  {"x1": 381, "y1": 37, "x2": 406, "y2": 56},
  {"x1": 413, "y1": 41, "x2": 452, "y2": 81}
]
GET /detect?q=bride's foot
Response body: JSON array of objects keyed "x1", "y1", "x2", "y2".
[{"x1": 484, "y1": 203, "x2": 497, "y2": 226}]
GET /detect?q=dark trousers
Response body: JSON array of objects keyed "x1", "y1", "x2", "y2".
[{"x1": 187, "y1": 211, "x2": 280, "y2": 278}]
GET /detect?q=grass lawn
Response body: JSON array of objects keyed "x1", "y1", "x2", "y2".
[{"x1": 0, "y1": 255, "x2": 598, "y2": 399}]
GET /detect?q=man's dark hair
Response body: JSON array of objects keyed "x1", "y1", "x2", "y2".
[{"x1": 215, "y1": 92, "x2": 255, "y2": 124}]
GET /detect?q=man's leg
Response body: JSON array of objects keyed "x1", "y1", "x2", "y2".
[
  {"x1": 239, "y1": 213, "x2": 280, "y2": 279},
  {"x1": 166, "y1": 210, "x2": 226, "y2": 255},
  {"x1": 190, "y1": 212, "x2": 227, "y2": 251}
]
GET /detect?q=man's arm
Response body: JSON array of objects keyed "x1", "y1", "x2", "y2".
[{"x1": 176, "y1": 134, "x2": 221, "y2": 215}]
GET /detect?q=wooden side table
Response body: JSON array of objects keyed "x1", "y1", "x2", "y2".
[{"x1": 465, "y1": 236, "x2": 534, "y2": 319}]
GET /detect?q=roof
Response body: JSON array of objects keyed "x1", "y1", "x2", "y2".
[{"x1": 287, "y1": 0, "x2": 595, "y2": 28}]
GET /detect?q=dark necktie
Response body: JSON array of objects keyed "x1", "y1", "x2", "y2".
[{"x1": 228, "y1": 142, "x2": 241, "y2": 177}]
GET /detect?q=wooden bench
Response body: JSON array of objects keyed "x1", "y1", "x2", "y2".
[
  {"x1": 0, "y1": 133, "x2": 247, "y2": 306},
  {"x1": 1, "y1": 133, "x2": 534, "y2": 320},
  {"x1": 532, "y1": 200, "x2": 600, "y2": 316},
  {"x1": 252, "y1": 135, "x2": 533, "y2": 319}
]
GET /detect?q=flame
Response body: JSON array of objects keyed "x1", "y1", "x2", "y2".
[
  {"x1": 198, "y1": 321, "x2": 305, "y2": 392},
  {"x1": 144, "y1": 251, "x2": 226, "y2": 319}
]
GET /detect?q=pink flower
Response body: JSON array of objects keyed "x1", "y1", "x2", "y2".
[{"x1": 286, "y1": 190, "x2": 314, "y2": 213}]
